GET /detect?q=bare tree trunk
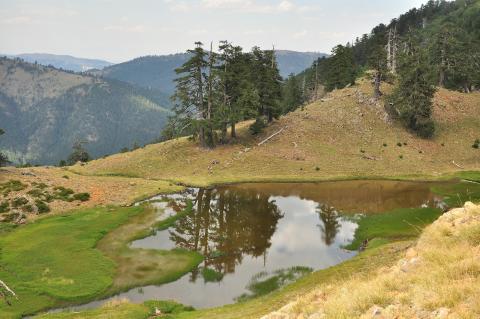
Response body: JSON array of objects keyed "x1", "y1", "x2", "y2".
[
  {"x1": 205, "y1": 42, "x2": 214, "y2": 147},
  {"x1": 314, "y1": 60, "x2": 319, "y2": 101},
  {"x1": 392, "y1": 26, "x2": 397, "y2": 74},
  {"x1": 231, "y1": 121, "x2": 236, "y2": 139},
  {"x1": 374, "y1": 70, "x2": 382, "y2": 98},
  {"x1": 221, "y1": 122, "x2": 227, "y2": 143}
]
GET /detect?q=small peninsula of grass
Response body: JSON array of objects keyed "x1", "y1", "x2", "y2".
[
  {"x1": 0, "y1": 205, "x2": 202, "y2": 318},
  {"x1": 344, "y1": 207, "x2": 443, "y2": 250}
]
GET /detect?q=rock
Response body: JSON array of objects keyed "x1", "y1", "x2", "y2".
[
  {"x1": 21, "y1": 171, "x2": 36, "y2": 177},
  {"x1": 211, "y1": 160, "x2": 220, "y2": 165},
  {"x1": 370, "y1": 305, "x2": 383, "y2": 317},
  {"x1": 432, "y1": 307, "x2": 449, "y2": 318},
  {"x1": 154, "y1": 307, "x2": 162, "y2": 315}
]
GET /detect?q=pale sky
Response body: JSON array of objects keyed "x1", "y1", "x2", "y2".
[{"x1": 0, "y1": 0, "x2": 428, "y2": 63}]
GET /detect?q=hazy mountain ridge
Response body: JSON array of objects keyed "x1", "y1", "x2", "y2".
[
  {"x1": 3, "y1": 53, "x2": 113, "y2": 72},
  {"x1": 0, "y1": 57, "x2": 171, "y2": 165},
  {"x1": 99, "y1": 51, "x2": 328, "y2": 97}
]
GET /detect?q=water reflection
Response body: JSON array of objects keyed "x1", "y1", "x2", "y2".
[
  {"x1": 56, "y1": 180, "x2": 446, "y2": 311},
  {"x1": 317, "y1": 204, "x2": 341, "y2": 246},
  {"x1": 170, "y1": 188, "x2": 284, "y2": 277}
]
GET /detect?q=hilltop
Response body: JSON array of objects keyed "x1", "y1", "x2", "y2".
[
  {"x1": 0, "y1": 57, "x2": 171, "y2": 165},
  {"x1": 69, "y1": 78, "x2": 480, "y2": 185}
]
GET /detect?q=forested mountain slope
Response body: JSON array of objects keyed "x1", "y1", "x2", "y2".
[
  {"x1": 0, "y1": 57, "x2": 171, "y2": 165},
  {"x1": 71, "y1": 78, "x2": 480, "y2": 184},
  {"x1": 299, "y1": 0, "x2": 480, "y2": 97}
]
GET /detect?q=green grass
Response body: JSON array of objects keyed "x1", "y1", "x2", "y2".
[
  {"x1": 36, "y1": 300, "x2": 195, "y2": 319},
  {"x1": 236, "y1": 267, "x2": 313, "y2": 302},
  {"x1": 201, "y1": 267, "x2": 224, "y2": 283},
  {"x1": 431, "y1": 180, "x2": 480, "y2": 207},
  {"x1": 35, "y1": 302, "x2": 151, "y2": 319},
  {"x1": 0, "y1": 205, "x2": 202, "y2": 319},
  {"x1": 344, "y1": 207, "x2": 443, "y2": 250}
]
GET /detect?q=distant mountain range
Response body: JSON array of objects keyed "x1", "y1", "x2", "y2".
[
  {"x1": 2, "y1": 53, "x2": 113, "y2": 72},
  {"x1": 98, "y1": 50, "x2": 327, "y2": 97},
  {"x1": 0, "y1": 57, "x2": 170, "y2": 165}
]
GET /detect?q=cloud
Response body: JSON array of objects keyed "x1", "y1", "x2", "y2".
[
  {"x1": 163, "y1": 0, "x2": 309, "y2": 14},
  {"x1": 103, "y1": 24, "x2": 148, "y2": 33},
  {"x1": 1, "y1": 16, "x2": 33, "y2": 25},
  {"x1": 293, "y1": 30, "x2": 308, "y2": 39}
]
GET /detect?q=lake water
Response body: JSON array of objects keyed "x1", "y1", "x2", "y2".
[{"x1": 55, "y1": 180, "x2": 446, "y2": 311}]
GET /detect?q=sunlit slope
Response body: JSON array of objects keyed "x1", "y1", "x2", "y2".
[{"x1": 71, "y1": 79, "x2": 480, "y2": 184}]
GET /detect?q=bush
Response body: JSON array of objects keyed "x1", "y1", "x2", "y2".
[
  {"x1": 397, "y1": 142, "x2": 402, "y2": 147},
  {"x1": 12, "y1": 197, "x2": 28, "y2": 208},
  {"x1": 53, "y1": 186, "x2": 74, "y2": 201},
  {"x1": 249, "y1": 116, "x2": 267, "y2": 135},
  {"x1": 414, "y1": 118, "x2": 435, "y2": 139},
  {"x1": 35, "y1": 200, "x2": 50, "y2": 214},
  {"x1": 0, "y1": 201, "x2": 9, "y2": 214},
  {"x1": 473, "y1": 139, "x2": 480, "y2": 149},
  {"x1": 73, "y1": 193, "x2": 90, "y2": 202}
]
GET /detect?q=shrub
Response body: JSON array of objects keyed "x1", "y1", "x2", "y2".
[
  {"x1": 383, "y1": 143, "x2": 387, "y2": 147},
  {"x1": 0, "y1": 201, "x2": 9, "y2": 214},
  {"x1": 35, "y1": 200, "x2": 50, "y2": 214},
  {"x1": 249, "y1": 116, "x2": 267, "y2": 135},
  {"x1": 53, "y1": 187, "x2": 74, "y2": 201},
  {"x1": 397, "y1": 142, "x2": 402, "y2": 147},
  {"x1": 12, "y1": 197, "x2": 28, "y2": 208},
  {"x1": 399, "y1": 155, "x2": 404, "y2": 159},
  {"x1": 473, "y1": 139, "x2": 480, "y2": 149},
  {"x1": 73, "y1": 193, "x2": 90, "y2": 202}
]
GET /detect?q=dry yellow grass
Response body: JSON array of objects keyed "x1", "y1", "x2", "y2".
[
  {"x1": 262, "y1": 202, "x2": 480, "y2": 319},
  {"x1": 69, "y1": 79, "x2": 480, "y2": 185},
  {"x1": 0, "y1": 166, "x2": 182, "y2": 219}
]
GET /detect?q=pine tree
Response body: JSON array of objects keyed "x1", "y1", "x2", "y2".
[
  {"x1": 391, "y1": 35, "x2": 436, "y2": 138},
  {"x1": 67, "y1": 141, "x2": 91, "y2": 165},
  {"x1": 324, "y1": 45, "x2": 356, "y2": 91},
  {"x1": 282, "y1": 74, "x2": 304, "y2": 113},
  {"x1": 172, "y1": 42, "x2": 210, "y2": 147},
  {"x1": 251, "y1": 47, "x2": 282, "y2": 123},
  {"x1": 217, "y1": 41, "x2": 248, "y2": 140}
]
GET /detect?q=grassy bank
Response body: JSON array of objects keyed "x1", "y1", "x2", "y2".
[
  {"x1": 0, "y1": 205, "x2": 202, "y2": 318},
  {"x1": 263, "y1": 202, "x2": 480, "y2": 318}
]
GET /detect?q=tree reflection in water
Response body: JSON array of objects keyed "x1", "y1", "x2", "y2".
[
  {"x1": 168, "y1": 188, "x2": 284, "y2": 281},
  {"x1": 316, "y1": 204, "x2": 341, "y2": 246}
]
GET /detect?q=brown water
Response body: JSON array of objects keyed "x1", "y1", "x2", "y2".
[{"x1": 54, "y1": 180, "x2": 446, "y2": 312}]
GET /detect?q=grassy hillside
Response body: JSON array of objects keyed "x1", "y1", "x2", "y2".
[
  {"x1": 0, "y1": 57, "x2": 171, "y2": 165},
  {"x1": 70, "y1": 78, "x2": 480, "y2": 184}
]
